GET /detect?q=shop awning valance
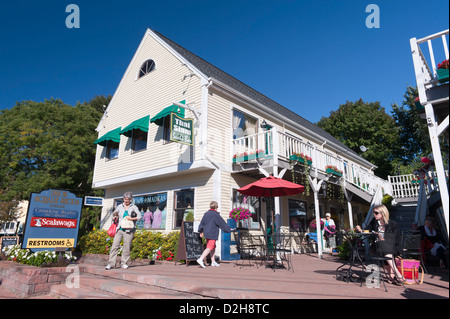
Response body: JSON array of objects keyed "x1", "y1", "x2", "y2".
[
  {"x1": 120, "y1": 115, "x2": 150, "y2": 137},
  {"x1": 94, "y1": 127, "x2": 122, "y2": 146},
  {"x1": 150, "y1": 102, "x2": 185, "y2": 126}
]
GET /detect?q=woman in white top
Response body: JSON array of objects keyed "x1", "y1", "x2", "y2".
[
  {"x1": 322, "y1": 213, "x2": 337, "y2": 250},
  {"x1": 105, "y1": 191, "x2": 141, "y2": 270}
]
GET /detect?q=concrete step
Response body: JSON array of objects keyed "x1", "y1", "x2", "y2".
[
  {"x1": 50, "y1": 283, "x2": 116, "y2": 299},
  {"x1": 51, "y1": 271, "x2": 206, "y2": 299}
]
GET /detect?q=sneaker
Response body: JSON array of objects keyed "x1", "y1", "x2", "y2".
[
  {"x1": 196, "y1": 258, "x2": 206, "y2": 268},
  {"x1": 121, "y1": 264, "x2": 129, "y2": 269},
  {"x1": 211, "y1": 262, "x2": 220, "y2": 267},
  {"x1": 105, "y1": 264, "x2": 111, "y2": 270}
]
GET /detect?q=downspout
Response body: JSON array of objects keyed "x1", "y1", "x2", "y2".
[{"x1": 200, "y1": 78, "x2": 212, "y2": 160}]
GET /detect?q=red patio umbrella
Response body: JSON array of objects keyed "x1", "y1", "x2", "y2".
[
  {"x1": 238, "y1": 176, "x2": 305, "y2": 234},
  {"x1": 238, "y1": 176, "x2": 305, "y2": 197}
]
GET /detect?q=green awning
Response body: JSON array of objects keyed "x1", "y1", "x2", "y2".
[
  {"x1": 120, "y1": 115, "x2": 150, "y2": 137},
  {"x1": 150, "y1": 101, "x2": 186, "y2": 126},
  {"x1": 94, "y1": 127, "x2": 122, "y2": 146}
]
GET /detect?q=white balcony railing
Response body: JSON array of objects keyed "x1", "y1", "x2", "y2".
[
  {"x1": 232, "y1": 128, "x2": 391, "y2": 197},
  {"x1": 410, "y1": 29, "x2": 449, "y2": 105},
  {"x1": 389, "y1": 170, "x2": 449, "y2": 200}
]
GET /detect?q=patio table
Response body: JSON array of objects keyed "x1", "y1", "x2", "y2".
[{"x1": 335, "y1": 232, "x2": 375, "y2": 284}]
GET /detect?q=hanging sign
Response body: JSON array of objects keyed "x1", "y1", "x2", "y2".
[
  {"x1": 22, "y1": 189, "x2": 82, "y2": 251},
  {"x1": 170, "y1": 113, "x2": 193, "y2": 146}
]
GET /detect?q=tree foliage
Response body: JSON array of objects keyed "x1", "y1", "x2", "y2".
[
  {"x1": 316, "y1": 99, "x2": 401, "y2": 179},
  {"x1": 390, "y1": 86, "x2": 437, "y2": 175},
  {"x1": 0, "y1": 96, "x2": 111, "y2": 227}
]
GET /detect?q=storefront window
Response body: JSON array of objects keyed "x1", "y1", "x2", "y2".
[
  {"x1": 232, "y1": 189, "x2": 261, "y2": 229},
  {"x1": 114, "y1": 192, "x2": 167, "y2": 230},
  {"x1": 173, "y1": 189, "x2": 194, "y2": 229},
  {"x1": 288, "y1": 199, "x2": 307, "y2": 232}
]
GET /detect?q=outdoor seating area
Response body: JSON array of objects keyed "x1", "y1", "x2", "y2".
[
  {"x1": 333, "y1": 229, "x2": 443, "y2": 292},
  {"x1": 233, "y1": 229, "x2": 294, "y2": 271}
]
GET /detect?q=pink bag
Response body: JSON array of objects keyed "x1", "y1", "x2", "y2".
[
  {"x1": 107, "y1": 223, "x2": 117, "y2": 237},
  {"x1": 396, "y1": 258, "x2": 424, "y2": 285}
]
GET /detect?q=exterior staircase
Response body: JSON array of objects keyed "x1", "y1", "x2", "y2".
[{"x1": 389, "y1": 205, "x2": 417, "y2": 233}]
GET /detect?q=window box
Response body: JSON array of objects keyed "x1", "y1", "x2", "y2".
[
  {"x1": 232, "y1": 150, "x2": 265, "y2": 163},
  {"x1": 437, "y1": 68, "x2": 449, "y2": 83},
  {"x1": 325, "y1": 166, "x2": 343, "y2": 177},
  {"x1": 289, "y1": 153, "x2": 312, "y2": 166}
]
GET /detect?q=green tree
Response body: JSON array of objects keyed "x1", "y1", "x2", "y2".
[
  {"x1": 391, "y1": 86, "x2": 433, "y2": 174},
  {"x1": 316, "y1": 99, "x2": 401, "y2": 179},
  {"x1": 0, "y1": 95, "x2": 111, "y2": 232},
  {"x1": 391, "y1": 86, "x2": 448, "y2": 175}
]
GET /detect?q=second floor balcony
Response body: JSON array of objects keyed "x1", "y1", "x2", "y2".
[{"x1": 232, "y1": 128, "x2": 391, "y2": 200}]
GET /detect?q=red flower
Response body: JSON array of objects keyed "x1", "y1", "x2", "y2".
[{"x1": 438, "y1": 59, "x2": 449, "y2": 70}]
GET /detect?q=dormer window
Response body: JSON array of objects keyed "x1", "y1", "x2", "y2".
[{"x1": 138, "y1": 59, "x2": 155, "y2": 78}]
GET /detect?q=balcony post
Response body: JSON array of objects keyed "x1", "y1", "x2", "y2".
[{"x1": 272, "y1": 127, "x2": 279, "y2": 167}]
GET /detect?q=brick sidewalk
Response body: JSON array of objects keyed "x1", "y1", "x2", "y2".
[{"x1": 1, "y1": 253, "x2": 448, "y2": 299}]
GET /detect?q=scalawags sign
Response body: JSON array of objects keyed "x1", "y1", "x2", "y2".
[
  {"x1": 170, "y1": 113, "x2": 193, "y2": 146},
  {"x1": 22, "y1": 189, "x2": 82, "y2": 251}
]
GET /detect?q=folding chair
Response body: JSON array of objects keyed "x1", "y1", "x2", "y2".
[
  {"x1": 401, "y1": 231, "x2": 428, "y2": 274},
  {"x1": 265, "y1": 234, "x2": 294, "y2": 272},
  {"x1": 234, "y1": 230, "x2": 258, "y2": 268},
  {"x1": 369, "y1": 233, "x2": 407, "y2": 292}
]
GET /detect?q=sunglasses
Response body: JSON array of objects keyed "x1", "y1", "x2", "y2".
[{"x1": 373, "y1": 211, "x2": 380, "y2": 215}]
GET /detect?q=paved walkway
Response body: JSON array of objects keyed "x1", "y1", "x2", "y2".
[{"x1": 1, "y1": 253, "x2": 448, "y2": 300}]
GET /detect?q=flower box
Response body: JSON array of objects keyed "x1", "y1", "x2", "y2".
[
  {"x1": 325, "y1": 166, "x2": 343, "y2": 177},
  {"x1": 232, "y1": 150, "x2": 265, "y2": 163},
  {"x1": 289, "y1": 153, "x2": 312, "y2": 166},
  {"x1": 437, "y1": 68, "x2": 449, "y2": 83}
]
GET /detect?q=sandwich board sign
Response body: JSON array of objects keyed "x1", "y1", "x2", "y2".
[{"x1": 22, "y1": 189, "x2": 82, "y2": 252}]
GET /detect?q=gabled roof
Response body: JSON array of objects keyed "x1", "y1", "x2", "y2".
[{"x1": 151, "y1": 29, "x2": 367, "y2": 164}]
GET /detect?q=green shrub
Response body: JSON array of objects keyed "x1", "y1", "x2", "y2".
[
  {"x1": 382, "y1": 194, "x2": 393, "y2": 210},
  {"x1": 78, "y1": 229, "x2": 180, "y2": 261}
]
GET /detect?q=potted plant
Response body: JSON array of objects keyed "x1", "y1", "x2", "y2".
[
  {"x1": 414, "y1": 96, "x2": 424, "y2": 111},
  {"x1": 437, "y1": 59, "x2": 449, "y2": 83},
  {"x1": 229, "y1": 207, "x2": 251, "y2": 228}
]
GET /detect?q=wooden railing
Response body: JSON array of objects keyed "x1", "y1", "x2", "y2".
[
  {"x1": 410, "y1": 29, "x2": 449, "y2": 105},
  {"x1": 232, "y1": 128, "x2": 391, "y2": 197},
  {"x1": 389, "y1": 170, "x2": 449, "y2": 199}
]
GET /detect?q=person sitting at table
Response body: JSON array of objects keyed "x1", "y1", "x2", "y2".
[{"x1": 355, "y1": 204, "x2": 406, "y2": 285}]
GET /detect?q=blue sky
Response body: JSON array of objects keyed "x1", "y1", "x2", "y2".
[{"x1": 0, "y1": 0, "x2": 448, "y2": 123}]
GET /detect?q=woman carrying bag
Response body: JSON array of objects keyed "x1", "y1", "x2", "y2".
[{"x1": 105, "y1": 191, "x2": 141, "y2": 270}]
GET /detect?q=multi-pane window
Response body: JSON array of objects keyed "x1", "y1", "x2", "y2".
[
  {"x1": 138, "y1": 59, "x2": 155, "y2": 78},
  {"x1": 131, "y1": 129, "x2": 147, "y2": 152},
  {"x1": 106, "y1": 140, "x2": 119, "y2": 160},
  {"x1": 173, "y1": 189, "x2": 194, "y2": 229},
  {"x1": 232, "y1": 190, "x2": 261, "y2": 229}
]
